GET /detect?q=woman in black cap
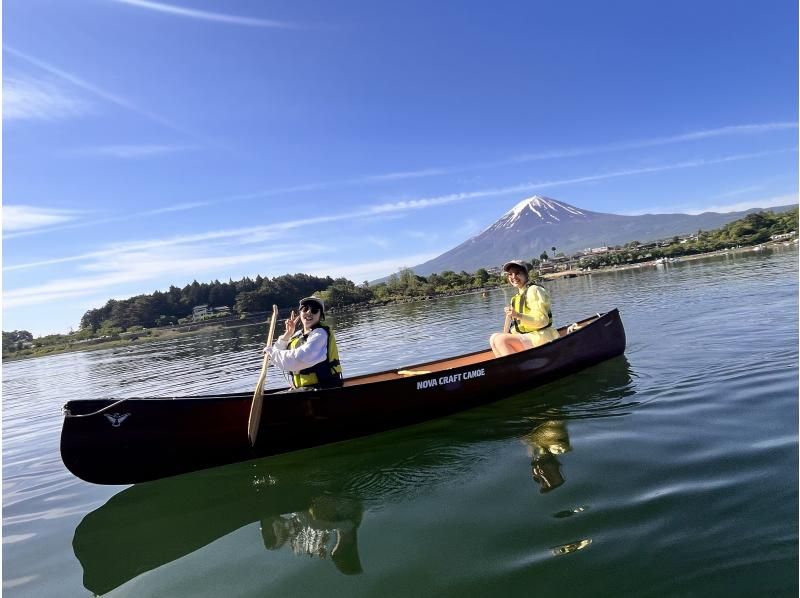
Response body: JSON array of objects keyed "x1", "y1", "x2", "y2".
[
  {"x1": 489, "y1": 260, "x2": 559, "y2": 357},
  {"x1": 263, "y1": 296, "x2": 343, "y2": 389}
]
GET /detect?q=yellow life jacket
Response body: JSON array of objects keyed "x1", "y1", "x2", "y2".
[
  {"x1": 287, "y1": 324, "x2": 343, "y2": 389},
  {"x1": 511, "y1": 284, "x2": 553, "y2": 334}
]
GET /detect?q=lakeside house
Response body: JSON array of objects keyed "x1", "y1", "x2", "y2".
[
  {"x1": 193, "y1": 305, "x2": 232, "y2": 322},
  {"x1": 192, "y1": 305, "x2": 211, "y2": 321}
]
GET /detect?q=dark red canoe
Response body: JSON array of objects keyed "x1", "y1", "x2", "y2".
[{"x1": 61, "y1": 309, "x2": 626, "y2": 485}]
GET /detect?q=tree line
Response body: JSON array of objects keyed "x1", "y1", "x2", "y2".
[
  {"x1": 3, "y1": 207, "x2": 796, "y2": 358},
  {"x1": 79, "y1": 273, "x2": 338, "y2": 333},
  {"x1": 576, "y1": 208, "x2": 797, "y2": 270},
  {"x1": 74, "y1": 268, "x2": 501, "y2": 335}
]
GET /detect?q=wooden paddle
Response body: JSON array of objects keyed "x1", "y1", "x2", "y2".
[
  {"x1": 501, "y1": 287, "x2": 511, "y2": 334},
  {"x1": 248, "y1": 304, "x2": 279, "y2": 447}
]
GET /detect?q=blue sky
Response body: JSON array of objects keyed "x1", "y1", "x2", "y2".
[{"x1": 3, "y1": 0, "x2": 798, "y2": 336}]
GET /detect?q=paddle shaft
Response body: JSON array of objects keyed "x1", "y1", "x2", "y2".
[
  {"x1": 247, "y1": 305, "x2": 279, "y2": 447},
  {"x1": 503, "y1": 312, "x2": 512, "y2": 334},
  {"x1": 501, "y1": 285, "x2": 512, "y2": 333}
]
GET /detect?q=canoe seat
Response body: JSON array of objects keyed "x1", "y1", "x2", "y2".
[{"x1": 397, "y1": 369, "x2": 433, "y2": 376}]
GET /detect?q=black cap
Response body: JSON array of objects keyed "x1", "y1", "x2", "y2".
[{"x1": 299, "y1": 296, "x2": 325, "y2": 319}]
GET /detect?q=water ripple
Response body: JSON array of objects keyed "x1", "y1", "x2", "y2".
[{"x1": 2, "y1": 247, "x2": 797, "y2": 598}]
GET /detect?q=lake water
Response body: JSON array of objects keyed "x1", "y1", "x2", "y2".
[{"x1": 3, "y1": 248, "x2": 798, "y2": 597}]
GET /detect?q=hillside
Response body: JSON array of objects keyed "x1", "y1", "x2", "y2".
[{"x1": 409, "y1": 196, "x2": 795, "y2": 275}]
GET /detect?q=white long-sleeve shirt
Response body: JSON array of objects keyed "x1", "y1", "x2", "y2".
[{"x1": 266, "y1": 328, "x2": 329, "y2": 374}]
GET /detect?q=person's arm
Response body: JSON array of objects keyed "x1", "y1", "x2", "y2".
[{"x1": 267, "y1": 328, "x2": 328, "y2": 372}]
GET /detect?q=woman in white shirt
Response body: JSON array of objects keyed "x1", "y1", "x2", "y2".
[{"x1": 264, "y1": 297, "x2": 343, "y2": 389}]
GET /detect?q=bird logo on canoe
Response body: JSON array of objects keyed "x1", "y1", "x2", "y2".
[{"x1": 104, "y1": 413, "x2": 131, "y2": 427}]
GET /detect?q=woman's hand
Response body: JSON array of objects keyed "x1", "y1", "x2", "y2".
[
  {"x1": 504, "y1": 306, "x2": 520, "y2": 319},
  {"x1": 280, "y1": 311, "x2": 300, "y2": 341}
]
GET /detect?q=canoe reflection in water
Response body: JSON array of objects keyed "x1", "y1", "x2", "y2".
[
  {"x1": 72, "y1": 357, "x2": 634, "y2": 595},
  {"x1": 73, "y1": 464, "x2": 368, "y2": 595}
]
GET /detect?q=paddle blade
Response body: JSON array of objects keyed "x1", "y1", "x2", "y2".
[
  {"x1": 247, "y1": 305, "x2": 279, "y2": 447},
  {"x1": 247, "y1": 358, "x2": 269, "y2": 446}
]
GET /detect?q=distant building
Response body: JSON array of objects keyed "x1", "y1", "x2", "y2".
[
  {"x1": 192, "y1": 305, "x2": 210, "y2": 321},
  {"x1": 192, "y1": 304, "x2": 232, "y2": 321},
  {"x1": 538, "y1": 263, "x2": 557, "y2": 274},
  {"x1": 770, "y1": 231, "x2": 796, "y2": 241}
]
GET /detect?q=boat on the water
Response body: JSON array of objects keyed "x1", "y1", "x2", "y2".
[
  {"x1": 71, "y1": 362, "x2": 639, "y2": 594},
  {"x1": 61, "y1": 309, "x2": 626, "y2": 485}
]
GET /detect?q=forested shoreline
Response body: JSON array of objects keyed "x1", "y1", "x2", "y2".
[{"x1": 3, "y1": 207, "x2": 796, "y2": 360}]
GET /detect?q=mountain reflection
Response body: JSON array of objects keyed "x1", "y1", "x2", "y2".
[{"x1": 72, "y1": 357, "x2": 634, "y2": 594}]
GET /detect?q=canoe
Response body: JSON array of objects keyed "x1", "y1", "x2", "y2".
[
  {"x1": 61, "y1": 309, "x2": 626, "y2": 485},
  {"x1": 74, "y1": 357, "x2": 635, "y2": 593}
]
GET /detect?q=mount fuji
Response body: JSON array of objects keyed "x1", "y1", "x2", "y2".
[{"x1": 407, "y1": 195, "x2": 793, "y2": 275}]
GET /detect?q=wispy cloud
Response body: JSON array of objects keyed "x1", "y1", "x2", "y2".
[
  {"x1": 658, "y1": 123, "x2": 798, "y2": 142},
  {"x1": 707, "y1": 184, "x2": 767, "y2": 200},
  {"x1": 363, "y1": 236, "x2": 391, "y2": 249},
  {"x1": 2, "y1": 205, "x2": 83, "y2": 232},
  {"x1": 110, "y1": 0, "x2": 296, "y2": 28},
  {"x1": 2, "y1": 228, "x2": 430, "y2": 315},
  {"x1": 365, "y1": 149, "x2": 797, "y2": 215},
  {"x1": 623, "y1": 193, "x2": 798, "y2": 216},
  {"x1": 301, "y1": 253, "x2": 443, "y2": 285},
  {"x1": 5, "y1": 46, "x2": 196, "y2": 137},
  {"x1": 683, "y1": 194, "x2": 798, "y2": 215},
  {"x1": 3, "y1": 76, "x2": 92, "y2": 121},
  {"x1": 138, "y1": 202, "x2": 211, "y2": 216},
  {"x1": 2, "y1": 247, "x2": 441, "y2": 314},
  {"x1": 406, "y1": 230, "x2": 439, "y2": 241},
  {"x1": 67, "y1": 144, "x2": 192, "y2": 158},
  {"x1": 214, "y1": 121, "x2": 796, "y2": 193},
  {"x1": 3, "y1": 118, "x2": 795, "y2": 240},
  {"x1": 688, "y1": 194, "x2": 798, "y2": 214},
  {"x1": 511, "y1": 122, "x2": 797, "y2": 163},
  {"x1": 3, "y1": 247, "x2": 314, "y2": 308},
  {"x1": 221, "y1": 121, "x2": 798, "y2": 202},
  {"x1": 454, "y1": 218, "x2": 481, "y2": 238},
  {"x1": 360, "y1": 168, "x2": 450, "y2": 182},
  {"x1": 3, "y1": 148, "x2": 797, "y2": 246},
  {"x1": 81, "y1": 121, "x2": 791, "y2": 210},
  {"x1": 4, "y1": 227, "x2": 280, "y2": 271}
]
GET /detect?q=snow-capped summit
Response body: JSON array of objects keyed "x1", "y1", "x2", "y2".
[{"x1": 491, "y1": 195, "x2": 587, "y2": 230}]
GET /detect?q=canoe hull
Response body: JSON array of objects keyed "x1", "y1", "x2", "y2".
[{"x1": 61, "y1": 309, "x2": 626, "y2": 484}]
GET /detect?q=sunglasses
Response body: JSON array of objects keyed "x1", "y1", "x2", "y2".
[{"x1": 299, "y1": 304, "x2": 321, "y2": 315}]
